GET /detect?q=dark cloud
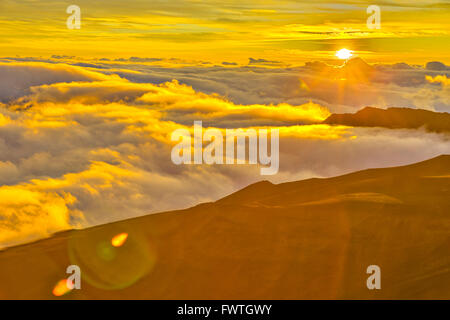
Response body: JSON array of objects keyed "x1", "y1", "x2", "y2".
[
  {"x1": 248, "y1": 57, "x2": 284, "y2": 66},
  {"x1": 222, "y1": 61, "x2": 238, "y2": 66},
  {"x1": 426, "y1": 61, "x2": 449, "y2": 71}
]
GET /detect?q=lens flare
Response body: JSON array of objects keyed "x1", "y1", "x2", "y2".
[
  {"x1": 68, "y1": 227, "x2": 156, "y2": 290},
  {"x1": 111, "y1": 233, "x2": 128, "y2": 247},
  {"x1": 52, "y1": 279, "x2": 72, "y2": 297}
]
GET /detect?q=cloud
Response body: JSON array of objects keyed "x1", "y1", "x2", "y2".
[
  {"x1": 0, "y1": 61, "x2": 118, "y2": 102},
  {"x1": 14, "y1": 77, "x2": 331, "y2": 127},
  {"x1": 222, "y1": 62, "x2": 238, "y2": 66},
  {"x1": 85, "y1": 57, "x2": 450, "y2": 113},
  {"x1": 426, "y1": 75, "x2": 450, "y2": 86},
  {"x1": 4, "y1": 56, "x2": 450, "y2": 112},
  {"x1": 426, "y1": 61, "x2": 449, "y2": 71},
  {"x1": 248, "y1": 58, "x2": 285, "y2": 66},
  {"x1": 0, "y1": 60, "x2": 449, "y2": 249},
  {"x1": 0, "y1": 184, "x2": 82, "y2": 248}
]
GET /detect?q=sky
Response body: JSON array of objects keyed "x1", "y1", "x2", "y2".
[
  {"x1": 0, "y1": 1, "x2": 449, "y2": 248},
  {"x1": 0, "y1": 0, "x2": 449, "y2": 64}
]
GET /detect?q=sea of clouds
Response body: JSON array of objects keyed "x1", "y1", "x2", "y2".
[{"x1": 0, "y1": 57, "x2": 448, "y2": 248}]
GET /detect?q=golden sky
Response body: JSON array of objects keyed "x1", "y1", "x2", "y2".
[{"x1": 0, "y1": 0, "x2": 449, "y2": 64}]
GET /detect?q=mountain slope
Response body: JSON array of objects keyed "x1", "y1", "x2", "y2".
[
  {"x1": 323, "y1": 107, "x2": 450, "y2": 133},
  {"x1": 0, "y1": 156, "x2": 449, "y2": 299}
]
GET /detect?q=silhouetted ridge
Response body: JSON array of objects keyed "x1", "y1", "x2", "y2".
[
  {"x1": 323, "y1": 107, "x2": 450, "y2": 133},
  {"x1": 216, "y1": 155, "x2": 450, "y2": 207}
]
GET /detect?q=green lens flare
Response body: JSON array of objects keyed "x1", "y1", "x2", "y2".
[{"x1": 68, "y1": 226, "x2": 156, "y2": 290}]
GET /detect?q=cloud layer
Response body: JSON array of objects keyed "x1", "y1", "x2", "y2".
[{"x1": 0, "y1": 60, "x2": 449, "y2": 248}]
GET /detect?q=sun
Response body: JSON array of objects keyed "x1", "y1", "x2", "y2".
[{"x1": 336, "y1": 48, "x2": 353, "y2": 60}]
